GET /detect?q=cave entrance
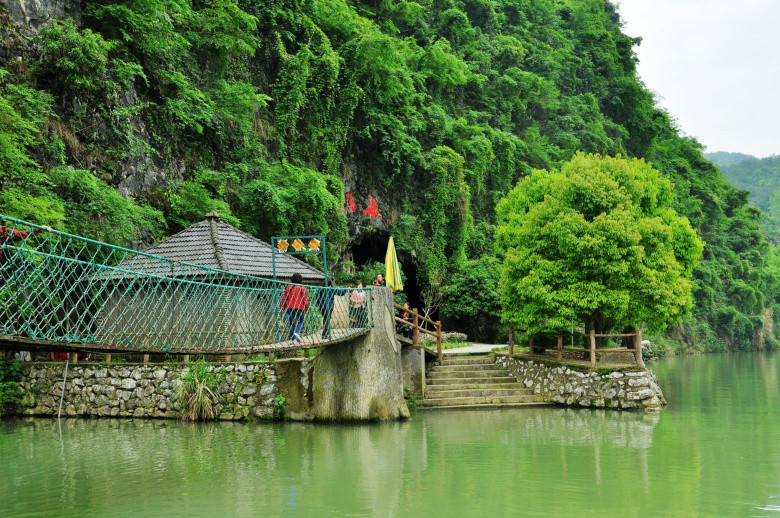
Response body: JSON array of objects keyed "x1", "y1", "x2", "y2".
[{"x1": 347, "y1": 231, "x2": 425, "y2": 312}]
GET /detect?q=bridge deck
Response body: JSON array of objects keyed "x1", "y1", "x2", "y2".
[{"x1": 0, "y1": 327, "x2": 371, "y2": 355}]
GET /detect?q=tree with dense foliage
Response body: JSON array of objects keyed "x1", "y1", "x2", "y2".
[
  {"x1": 441, "y1": 256, "x2": 502, "y2": 341},
  {"x1": 496, "y1": 154, "x2": 703, "y2": 338}
]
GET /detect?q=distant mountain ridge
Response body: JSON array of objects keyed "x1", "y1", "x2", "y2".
[
  {"x1": 707, "y1": 152, "x2": 780, "y2": 223},
  {"x1": 706, "y1": 151, "x2": 757, "y2": 169}
]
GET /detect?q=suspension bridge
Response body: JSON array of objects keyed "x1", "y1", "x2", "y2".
[{"x1": 0, "y1": 215, "x2": 373, "y2": 356}]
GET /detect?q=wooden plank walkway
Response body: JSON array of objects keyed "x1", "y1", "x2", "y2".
[{"x1": 0, "y1": 327, "x2": 371, "y2": 355}]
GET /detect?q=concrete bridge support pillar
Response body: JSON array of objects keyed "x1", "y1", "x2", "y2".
[{"x1": 283, "y1": 287, "x2": 409, "y2": 421}]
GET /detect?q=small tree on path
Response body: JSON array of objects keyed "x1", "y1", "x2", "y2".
[{"x1": 496, "y1": 153, "x2": 704, "y2": 339}]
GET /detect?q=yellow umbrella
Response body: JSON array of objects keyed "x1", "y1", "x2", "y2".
[{"x1": 385, "y1": 236, "x2": 403, "y2": 292}]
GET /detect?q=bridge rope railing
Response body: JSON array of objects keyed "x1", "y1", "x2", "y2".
[{"x1": 0, "y1": 215, "x2": 373, "y2": 353}]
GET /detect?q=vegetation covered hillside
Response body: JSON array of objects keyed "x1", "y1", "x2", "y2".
[
  {"x1": 1, "y1": 0, "x2": 778, "y2": 351},
  {"x1": 708, "y1": 152, "x2": 780, "y2": 230}
]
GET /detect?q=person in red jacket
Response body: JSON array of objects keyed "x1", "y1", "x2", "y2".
[{"x1": 281, "y1": 272, "x2": 309, "y2": 345}]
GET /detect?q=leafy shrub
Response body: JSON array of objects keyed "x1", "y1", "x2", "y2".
[
  {"x1": 273, "y1": 394, "x2": 286, "y2": 420},
  {"x1": 0, "y1": 358, "x2": 23, "y2": 418}
]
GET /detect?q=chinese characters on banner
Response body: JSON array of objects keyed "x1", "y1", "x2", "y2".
[{"x1": 342, "y1": 191, "x2": 382, "y2": 219}]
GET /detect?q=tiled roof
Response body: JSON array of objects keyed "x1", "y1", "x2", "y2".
[{"x1": 118, "y1": 216, "x2": 325, "y2": 283}]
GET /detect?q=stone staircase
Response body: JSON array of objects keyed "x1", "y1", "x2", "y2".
[{"x1": 423, "y1": 355, "x2": 545, "y2": 409}]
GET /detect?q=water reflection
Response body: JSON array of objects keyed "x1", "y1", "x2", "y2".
[{"x1": 1, "y1": 353, "x2": 780, "y2": 517}]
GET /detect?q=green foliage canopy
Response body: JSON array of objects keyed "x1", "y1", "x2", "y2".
[{"x1": 496, "y1": 153, "x2": 703, "y2": 337}]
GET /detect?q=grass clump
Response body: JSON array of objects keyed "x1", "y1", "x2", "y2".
[{"x1": 177, "y1": 359, "x2": 224, "y2": 421}]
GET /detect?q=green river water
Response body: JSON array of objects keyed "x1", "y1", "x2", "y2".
[{"x1": 1, "y1": 353, "x2": 780, "y2": 517}]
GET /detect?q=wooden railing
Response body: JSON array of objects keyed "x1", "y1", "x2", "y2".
[
  {"x1": 393, "y1": 304, "x2": 443, "y2": 361},
  {"x1": 509, "y1": 328, "x2": 644, "y2": 368}
]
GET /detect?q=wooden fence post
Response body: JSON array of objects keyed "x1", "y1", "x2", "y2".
[
  {"x1": 268, "y1": 351, "x2": 275, "y2": 362},
  {"x1": 508, "y1": 327, "x2": 514, "y2": 356},
  {"x1": 589, "y1": 328, "x2": 596, "y2": 367},
  {"x1": 528, "y1": 336, "x2": 534, "y2": 355},
  {"x1": 105, "y1": 353, "x2": 112, "y2": 365},
  {"x1": 183, "y1": 355, "x2": 189, "y2": 364},
  {"x1": 557, "y1": 332, "x2": 563, "y2": 362},
  {"x1": 436, "y1": 321, "x2": 442, "y2": 362},
  {"x1": 413, "y1": 309, "x2": 419, "y2": 348},
  {"x1": 143, "y1": 354, "x2": 149, "y2": 365},
  {"x1": 634, "y1": 328, "x2": 645, "y2": 369}
]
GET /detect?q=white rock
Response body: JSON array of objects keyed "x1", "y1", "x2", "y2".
[{"x1": 632, "y1": 388, "x2": 656, "y2": 400}]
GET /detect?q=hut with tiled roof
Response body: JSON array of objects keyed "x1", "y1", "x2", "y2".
[
  {"x1": 142, "y1": 211, "x2": 324, "y2": 283},
  {"x1": 93, "y1": 213, "x2": 328, "y2": 351}
]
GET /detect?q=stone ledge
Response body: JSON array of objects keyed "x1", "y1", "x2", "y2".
[{"x1": 495, "y1": 356, "x2": 666, "y2": 412}]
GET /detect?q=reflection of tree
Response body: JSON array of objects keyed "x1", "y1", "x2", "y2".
[{"x1": 420, "y1": 407, "x2": 659, "y2": 449}]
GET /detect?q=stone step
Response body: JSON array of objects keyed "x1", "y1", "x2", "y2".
[
  {"x1": 439, "y1": 356, "x2": 494, "y2": 366},
  {"x1": 426, "y1": 375, "x2": 519, "y2": 385},
  {"x1": 421, "y1": 394, "x2": 542, "y2": 407},
  {"x1": 427, "y1": 363, "x2": 504, "y2": 373},
  {"x1": 419, "y1": 402, "x2": 550, "y2": 410},
  {"x1": 426, "y1": 369, "x2": 509, "y2": 379},
  {"x1": 426, "y1": 382, "x2": 527, "y2": 392},
  {"x1": 425, "y1": 388, "x2": 532, "y2": 399}
]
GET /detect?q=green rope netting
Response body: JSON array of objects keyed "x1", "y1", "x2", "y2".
[{"x1": 0, "y1": 215, "x2": 373, "y2": 352}]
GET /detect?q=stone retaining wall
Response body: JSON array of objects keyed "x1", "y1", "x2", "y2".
[
  {"x1": 17, "y1": 362, "x2": 279, "y2": 420},
  {"x1": 495, "y1": 354, "x2": 665, "y2": 412}
]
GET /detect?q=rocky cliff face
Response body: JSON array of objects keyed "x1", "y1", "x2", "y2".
[
  {"x1": 2, "y1": 0, "x2": 81, "y2": 33},
  {"x1": 1, "y1": 0, "x2": 184, "y2": 199}
]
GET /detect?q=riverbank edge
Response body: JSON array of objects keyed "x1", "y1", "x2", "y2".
[{"x1": 494, "y1": 352, "x2": 666, "y2": 412}]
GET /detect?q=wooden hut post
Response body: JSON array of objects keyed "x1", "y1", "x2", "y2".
[
  {"x1": 589, "y1": 328, "x2": 596, "y2": 367},
  {"x1": 634, "y1": 328, "x2": 645, "y2": 369},
  {"x1": 557, "y1": 332, "x2": 563, "y2": 362}
]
